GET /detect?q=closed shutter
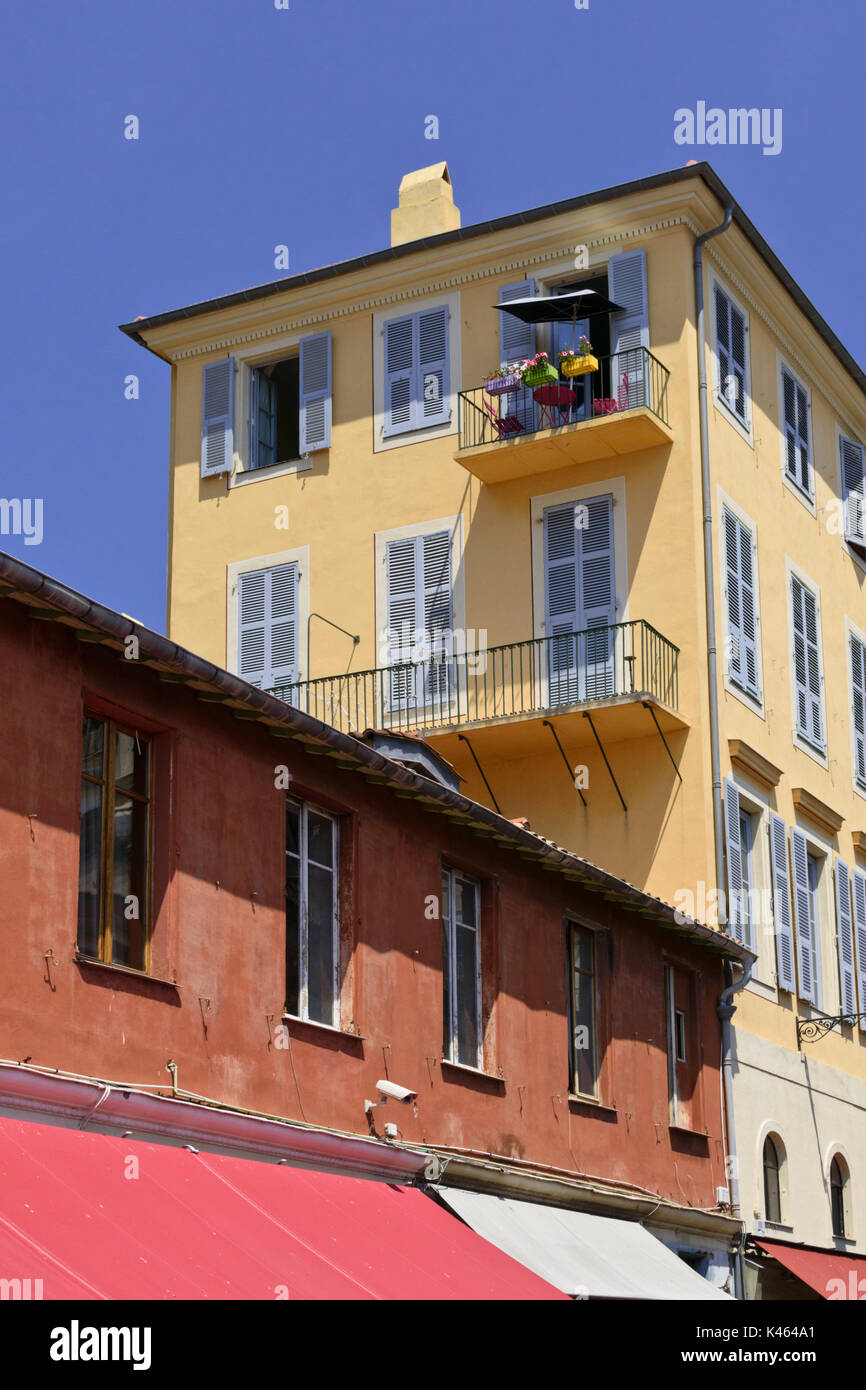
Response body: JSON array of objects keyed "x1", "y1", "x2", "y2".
[
  {"x1": 723, "y1": 507, "x2": 760, "y2": 698},
  {"x1": 715, "y1": 288, "x2": 748, "y2": 424},
  {"x1": 851, "y1": 869, "x2": 866, "y2": 1030},
  {"x1": 835, "y1": 859, "x2": 856, "y2": 1017},
  {"x1": 237, "y1": 564, "x2": 298, "y2": 692},
  {"x1": 299, "y1": 332, "x2": 332, "y2": 452},
  {"x1": 782, "y1": 368, "x2": 810, "y2": 493},
  {"x1": 422, "y1": 531, "x2": 453, "y2": 708},
  {"x1": 201, "y1": 358, "x2": 235, "y2": 477},
  {"x1": 609, "y1": 249, "x2": 648, "y2": 408},
  {"x1": 841, "y1": 435, "x2": 866, "y2": 547},
  {"x1": 544, "y1": 496, "x2": 615, "y2": 703},
  {"x1": 790, "y1": 826, "x2": 817, "y2": 1004},
  {"x1": 499, "y1": 279, "x2": 536, "y2": 431},
  {"x1": 418, "y1": 307, "x2": 450, "y2": 428},
  {"x1": 383, "y1": 316, "x2": 415, "y2": 438},
  {"x1": 580, "y1": 496, "x2": 615, "y2": 698},
  {"x1": 723, "y1": 778, "x2": 746, "y2": 943},
  {"x1": 769, "y1": 813, "x2": 795, "y2": 991},
  {"x1": 792, "y1": 576, "x2": 823, "y2": 748},
  {"x1": 851, "y1": 633, "x2": 866, "y2": 788},
  {"x1": 385, "y1": 531, "x2": 453, "y2": 709},
  {"x1": 545, "y1": 503, "x2": 581, "y2": 704}
]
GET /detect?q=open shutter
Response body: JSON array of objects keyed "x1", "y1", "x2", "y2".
[
  {"x1": 851, "y1": 634, "x2": 866, "y2": 789},
  {"x1": 715, "y1": 288, "x2": 748, "y2": 424},
  {"x1": 499, "y1": 281, "x2": 536, "y2": 432},
  {"x1": 835, "y1": 859, "x2": 856, "y2": 1017},
  {"x1": 769, "y1": 813, "x2": 795, "y2": 992},
  {"x1": 841, "y1": 435, "x2": 866, "y2": 547},
  {"x1": 723, "y1": 508, "x2": 759, "y2": 697},
  {"x1": 418, "y1": 307, "x2": 450, "y2": 428},
  {"x1": 792, "y1": 577, "x2": 823, "y2": 748},
  {"x1": 383, "y1": 315, "x2": 415, "y2": 438},
  {"x1": 299, "y1": 332, "x2": 332, "y2": 453},
  {"x1": 201, "y1": 358, "x2": 235, "y2": 477},
  {"x1": 238, "y1": 570, "x2": 267, "y2": 687},
  {"x1": 851, "y1": 869, "x2": 866, "y2": 1029},
  {"x1": 580, "y1": 496, "x2": 616, "y2": 698},
  {"x1": 782, "y1": 369, "x2": 810, "y2": 493},
  {"x1": 723, "y1": 779, "x2": 745, "y2": 942},
  {"x1": 790, "y1": 826, "x2": 816, "y2": 1004},
  {"x1": 609, "y1": 249, "x2": 648, "y2": 408}
]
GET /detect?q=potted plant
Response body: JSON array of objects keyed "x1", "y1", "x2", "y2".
[
  {"x1": 521, "y1": 352, "x2": 559, "y2": 388},
  {"x1": 484, "y1": 363, "x2": 524, "y2": 395},
  {"x1": 560, "y1": 337, "x2": 599, "y2": 378}
]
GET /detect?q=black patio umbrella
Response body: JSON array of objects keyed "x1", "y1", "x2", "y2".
[{"x1": 495, "y1": 288, "x2": 623, "y2": 348}]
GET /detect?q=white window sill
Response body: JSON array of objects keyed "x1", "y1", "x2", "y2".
[
  {"x1": 282, "y1": 1014, "x2": 361, "y2": 1039},
  {"x1": 231, "y1": 456, "x2": 314, "y2": 487},
  {"x1": 440, "y1": 1058, "x2": 501, "y2": 1081},
  {"x1": 713, "y1": 394, "x2": 753, "y2": 446},
  {"x1": 782, "y1": 471, "x2": 816, "y2": 514}
]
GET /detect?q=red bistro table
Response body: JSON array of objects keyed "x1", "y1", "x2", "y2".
[{"x1": 533, "y1": 383, "x2": 576, "y2": 429}]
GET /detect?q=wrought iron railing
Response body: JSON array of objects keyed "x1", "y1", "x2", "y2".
[
  {"x1": 458, "y1": 347, "x2": 670, "y2": 451},
  {"x1": 268, "y1": 620, "x2": 678, "y2": 736}
]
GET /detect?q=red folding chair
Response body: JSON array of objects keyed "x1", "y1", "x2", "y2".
[{"x1": 483, "y1": 396, "x2": 525, "y2": 441}]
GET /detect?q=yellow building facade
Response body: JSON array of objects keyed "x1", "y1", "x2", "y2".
[{"x1": 126, "y1": 162, "x2": 866, "y2": 1291}]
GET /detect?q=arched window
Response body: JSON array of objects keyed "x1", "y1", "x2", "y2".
[
  {"x1": 763, "y1": 1134, "x2": 782, "y2": 1224},
  {"x1": 830, "y1": 1155, "x2": 850, "y2": 1239}
]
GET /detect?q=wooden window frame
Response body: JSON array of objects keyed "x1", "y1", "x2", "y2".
[
  {"x1": 284, "y1": 796, "x2": 340, "y2": 1027},
  {"x1": 441, "y1": 865, "x2": 483, "y2": 1070},
  {"x1": 567, "y1": 922, "x2": 599, "y2": 1100}
]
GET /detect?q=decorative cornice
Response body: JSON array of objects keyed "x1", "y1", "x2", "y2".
[
  {"x1": 791, "y1": 786, "x2": 844, "y2": 835},
  {"x1": 728, "y1": 739, "x2": 782, "y2": 790},
  {"x1": 169, "y1": 214, "x2": 697, "y2": 362},
  {"x1": 852, "y1": 830, "x2": 866, "y2": 857}
]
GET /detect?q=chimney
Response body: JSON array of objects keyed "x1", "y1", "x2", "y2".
[{"x1": 390, "y1": 162, "x2": 461, "y2": 247}]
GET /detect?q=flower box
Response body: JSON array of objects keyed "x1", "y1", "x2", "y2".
[
  {"x1": 484, "y1": 373, "x2": 523, "y2": 396},
  {"x1": 561, "y1": 353, "x2": 599, "y2": 378},
  {"x1": 523, "y1": 363, "x2": 559, "y2": 388}
]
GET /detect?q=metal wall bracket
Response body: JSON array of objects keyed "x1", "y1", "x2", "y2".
[
  {"x1": 542, "y1": 720, "x2": 587, "y2": 807},
  {"x1": 582, "y1": 712, "x2": 627, "y2": 812},
  {"x1": 457, "y1": 734, "x2": 501, "y2": 814},
  {"x1": 642, "y1": 701, "x2": 682, "y2": 782},
  {"x1": 797, "y1": 1010, "x2": 866, "y2": 1047}
]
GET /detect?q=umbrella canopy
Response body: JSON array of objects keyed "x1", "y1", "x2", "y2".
[{"x1": 494, "y1": 288, "x2": 622, "y2": 323}]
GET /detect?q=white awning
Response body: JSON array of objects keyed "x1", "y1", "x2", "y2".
[{"x1": 438, "y1": 1188, "x2": 731, "y2": 1300}]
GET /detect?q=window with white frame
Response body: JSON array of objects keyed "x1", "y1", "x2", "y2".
[
  {"x1": 285, "y1": 798, "x2": 339, "y2": 1026},
  {"x1": 383, "y1": 305, "x2": 451, "y2": 438},
  {"x1": 237, "y1": 562, "x2": 299, "y2": 694},
  {"x1": 722, "y1": 504, "x2": 760, "y2": 701},
  {"x1": 780, "y1": 365, "x2": 812, "y2": 497},
  {"x1": 840, "y1": 433, "x2": 866, "y2": 554},
  {"x1": 714, "y1": 285, "x2": 750, "y2": 427},
  {"x1": 791, "y1": 573, "x2": 825, "y2": 751},
  {"x1": 441, "y1": 867, "x2": 481, "y2": 1068},
  {"x1": 385, "y1": 530, "x2": 454, "y2": 714}
]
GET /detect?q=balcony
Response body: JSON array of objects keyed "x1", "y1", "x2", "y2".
[
  {"x1": 270, "y1": 620, "x2": 683, "y2": 763},
  {"x1": 457, "y1": 349, "x2": 672, "y2": 485}
]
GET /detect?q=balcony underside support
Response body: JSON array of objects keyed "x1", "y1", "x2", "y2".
[
  {"x1": 457, "y1": 733, "x2": 501, "y2": 814},
  {"x1": 642, "y1": 700, "x2": 683, "y2": 782},
  {"x1": 542, "y1": 719, "x2": 588, "y2": 807},
  {"x1": 582, "y1": 712, "x2": 627, "y2": 812}
]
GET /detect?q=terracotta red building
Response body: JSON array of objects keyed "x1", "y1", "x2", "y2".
[{"x1": 0, "y1": 550, "x2": 749, "y2": 1298}]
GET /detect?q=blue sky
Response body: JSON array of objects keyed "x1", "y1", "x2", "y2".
[{"x1": 1, "y1": 0, "x2": 863, "y2": 632}]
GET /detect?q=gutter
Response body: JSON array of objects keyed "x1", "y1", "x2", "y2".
[{"x1": 0, "y1": 547, "x2": 752, "y2": 965}]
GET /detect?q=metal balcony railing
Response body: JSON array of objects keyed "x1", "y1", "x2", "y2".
[
  {"x1": 458, "y1": 347, "x2": 670, "y2": 451},
  {"x1": 268, "y1": 620, "x2": 679, "y2": 737}
]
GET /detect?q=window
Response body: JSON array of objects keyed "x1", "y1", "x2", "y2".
[
  {"x1": 714, "y1": 285, "x2": 749, "y2": 427},
  {"x1": 722, "y1": 778, "x2": 754, "y2": 949},
  {"x1": 763, "y1": 1134, "x2": 783, "y2": 1225},
  {"x1": 544, "y1": 495, "x2": 616, "y2": 704},
  {"x1": 769, "y1": 813, "x2": 796, "y2": 992},
  {"x1": 385, "y1": 530, "x2": 454, "y2": 713},
  {"x1": 830, "y1": 1154, "x2": 850, "y2": 1239},
  {"x1": 568, "y1": 925, "x2": 598, "y2": 1097},
  {"x1": 665, "y1": 963, "x2": 700, "y2": 1130},
  {"x1": 77, "y1": 714, "x2": 151, "y2": 971},
  {"x1": 739, "y1": 807, "x2": 755, "y2": 949},
  {"x1": 674, "y1": 1008, "x2": 687, "y2": 1063},
  {"x1": 840, "y1": 434, "x2": 866, "y2": 553},
  {"x1": 791, "y1": 573, "x2": 824, "y2": 751},
  {"x1": 780, "y1": 365, "x2": 812, "y2": 497},
  {"x1": 238, "y1": 562, "x2": 299, "y2": 693},
  {"x1": 383, "y1": 305, "x2": 450, "y2": 438},
  {"x1": 722, "y1": 505, "x2": 760, "y2": 701},
  {"x1": 441, "y1": 868, "x2": 481, "y2": 1068},
  {"x1": 834, "y1": 859, "x2": 857, "y2": 1018},
  {"x1": 851, "y1": 632, "x2": 866, "y2": 791},
  {"x1": 790, "y1": 827, "x2": 823, "y2": 1007},
  {"x1": 285, "y1": 799, "x2": 339, "y2": 1026},
  {"x1": 249, "y1": 358, "x2": 300, "y2": 469}
]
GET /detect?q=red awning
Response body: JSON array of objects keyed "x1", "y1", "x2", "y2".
[
  {"x1": 0, "y1": 1115, "x2": 563, "y2": 1300},
  {"x1": 757, "y1": 1239, "x2": 866, "y2": 1300}
]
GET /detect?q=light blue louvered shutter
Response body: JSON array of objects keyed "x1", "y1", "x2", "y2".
[
  {"x1": 386, "y1": 536, "x2": 419, "y2": 710},
  {"x1": 835, "y1": 859, "x2": 856, "y2": 1017},
  {"x1": 418, "y1": 307, "x2": 450, "y2": 428},
  {"x1": 201, "y1": 358, "x2": 235, "y2": 477},
  {"x1": 723, "y1": 508, "x2": 760, "y2": 698},
  {"x1": 609, "y1": 249, "x2": 648, "y2": 408},
  {"x1": 238, "y1": 570, "x2": 267, "y2": 686},
  {"x1": 238, "y1": 565, "x2": 298, "y2": 693},
  {"x1": 269, "y1": 564, "x2": 298, "y2": 688},
  {"x1": 383, "y1": 315, "x2": 415, "y2": 438},
  {"x1": 579, "y1": 495, "x2": 616, "y2": 698},
  {"x1": 299, "y1": 332, "x2": 332, "y2": 453},
  {"x1": 422, "y1": 530, "x2": 453, "y2": 709},
  {"x1": 723, "y1": 779, "x2": 746, "y2": 943},
  {"x1": 499, "y1": 280, "x2": 536, "y2": 431},
  {"x1": 782, "y1": 369, "x2": 810, "y2": 493},
  {"x1": 545, "y1": 503, "x2": 581, "y2": 705},
  {"x1": 769, "y1": 813, "x2": 795, "y2": 992},
  {"x1": 851, "y1": 634, "x2": 866, "y2": 789},
  {"x1": 851, "y1": 869, "x2": 866, "y2": 1029},
  {"x1": 792, "y1": 577, "x2": 823, "y2": 748},
  {"x1": 715, "y1": 288, "x2": 748, "y2": 424},
  {"x1": 790, "y1": 826, "x2": 817, "y2": 1004},
  {"x1": 841, "y1": 435, "x2": 866, "y2": 547}
]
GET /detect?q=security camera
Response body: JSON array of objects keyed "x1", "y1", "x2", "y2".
[{"x1": 376, "y1": 1079, "x2": 417, "y2": 1105}]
